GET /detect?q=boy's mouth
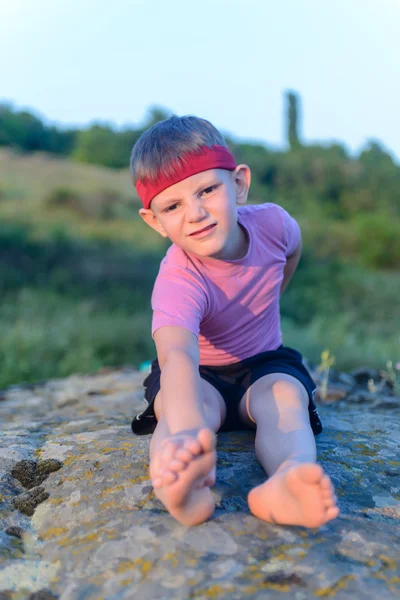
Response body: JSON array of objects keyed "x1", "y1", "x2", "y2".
[{"x1": 189, "y1": 223, "x2": 217, "y2": 237}]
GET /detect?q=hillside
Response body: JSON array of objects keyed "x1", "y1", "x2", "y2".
[{"x1": 0, "y1": 148, "x2": 399, "y2": 390}]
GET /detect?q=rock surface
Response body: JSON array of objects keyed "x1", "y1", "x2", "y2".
[{"x1": 0, "y1": 366, "x2": 399, "y2": 599}]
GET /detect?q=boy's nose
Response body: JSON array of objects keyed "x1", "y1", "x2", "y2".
[{"x1": 186, "y1": 199, "x2": 208, "y2": 222}]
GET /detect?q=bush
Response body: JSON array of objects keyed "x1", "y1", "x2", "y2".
[
  {"x1": 352, "y1": 213, "x2": 400, "y2": 269},
  {"x1": 44, "y1": 187, "x2": 135, "y2": 221},
  {"x1": 45, "y1": 187, "x2": 82, "y2": 212}
]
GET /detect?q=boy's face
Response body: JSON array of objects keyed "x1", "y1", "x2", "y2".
[{"x1": 139, "y1": 166, "x2": 251, "y2": 260}]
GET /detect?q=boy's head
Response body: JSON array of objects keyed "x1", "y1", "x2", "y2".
[{"x1": 130, "y1": 115, "x2": 251, "y2": 260}]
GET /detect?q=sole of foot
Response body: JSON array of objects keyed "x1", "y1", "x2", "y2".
[
  {"x1": 152, "y1": 428, "x2": 217, "y2": 526},
  {"x1": 248, "y1": 463, "x2": 340, "y2": 528}
]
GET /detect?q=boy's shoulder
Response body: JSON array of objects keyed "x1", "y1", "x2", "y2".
[
  {"x1": 156, "y1": 244, "x2": 202, "y2": 283},
  {"x1": 161, "y1": 243, "x2": 188, "y2": 268},
  {"x1": 153, "y1": 244, "x2": 209, "y2": 304},
  {"x1": 238, "y1": 202, "x2": 285, "y2": 219},
  {"x1": 238, "y1": 202, "x2": 291, "y2": 234},
  {"x1": 239, "y1": 202, "x2": 300, "y2": 255}
]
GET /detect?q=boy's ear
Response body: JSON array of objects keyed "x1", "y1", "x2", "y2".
[
  {"x1": 138, "y1": 208, "x2": 169, "y2": 238},
  {"x1": 233, "y1": 164, "x2": 251, "y2": 206}
]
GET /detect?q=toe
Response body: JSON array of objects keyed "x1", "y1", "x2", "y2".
[
  {"x1": 198, "y1": 429, "x2": 216, "y2": 453},
  {"x1": 321, "y1": 474, "x2": 332, "y2": 491},
  {"x1": 175, "y1": 448, "x2": 194, "y2": 463},
  {"x1": 321, "y1": 487, "x2": 334, "y2": 501},
  {"x1": 326, "y1": 506, "x2": 340, "y2": 521},
  {"x1": 162, "y1": 470, "x2": 178, "y2": 486},
  {"x1": 163, "y1": 442, "x2": 179, "y2": 462},
  {"x1": 203, "y1": 468, "x2": 216, "y2": 487},
  {"x1": 168, "y1": 459, "x2": 187, "y2": 472},
  {"x1": 184, "y1": 438, "x2": 202, "y2": 456},
  {"x1": 152, "y1": 476, "x2": 163, "y2": 488},
  {"x1": 295, "y1": 463, "x2": 324, "y2": 485},
  {"x1": 323, "y1": 495, "x2": 335, "y2": 508}
]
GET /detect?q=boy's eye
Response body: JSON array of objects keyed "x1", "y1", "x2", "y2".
[
  {"x1": 202, "y1": 185, "x2": 217, "y2": 195},
  {"x1": 163, "y1": 185, "x2": 217, "y2": 212},
  {"x1": 164, "y1": 203, "x2": 178, "y2": 212}
]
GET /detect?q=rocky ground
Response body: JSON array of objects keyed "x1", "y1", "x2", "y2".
[{"x1": 0, "y1": 363, "x2": 399, "y2": 599}]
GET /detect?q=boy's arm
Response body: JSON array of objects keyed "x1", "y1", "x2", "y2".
[
  {"x1": 280, "y1": 239, "x2": 302, "y2": 296},
  {"x1": 153, "y1": 326, "x2": 207, "y2": 434}
]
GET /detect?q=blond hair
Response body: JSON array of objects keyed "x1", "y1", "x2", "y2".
[{"x1": 130, "y1": 115, "x2": 227, "y2": 184}]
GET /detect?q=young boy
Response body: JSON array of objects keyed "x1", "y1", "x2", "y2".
[{"x1": 130, "y1": 115, "x2": 339, "y2": 528}]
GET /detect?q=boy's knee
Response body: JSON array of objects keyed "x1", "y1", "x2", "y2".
[
  {"x1": 269, "y1": 377, "x2": 309, "y2": 408},
  {"x1": 245, "y1": 373, "x2": 309, "y2": 423}
]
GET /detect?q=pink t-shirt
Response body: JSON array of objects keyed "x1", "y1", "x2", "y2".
[{"x1": 151, "y1": 203, "x2": 301, "y2": 366}]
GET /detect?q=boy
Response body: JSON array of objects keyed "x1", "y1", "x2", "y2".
[{"x1": 130, "y1": 115, "x2": 339, "y2": 528}]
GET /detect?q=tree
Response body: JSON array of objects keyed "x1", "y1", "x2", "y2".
[
  {"x1": 0, "y1": 104, "x2": 46, "y2": 150},
  {"x1": 144, "y1": 106, "x2": 172, "y2": 128},
  {"x1": 0, "y1": 103, "x2": 77, "y2": 154},
  {"x1": 286, "y1": 90, "x2": 301, "y2": 151}
]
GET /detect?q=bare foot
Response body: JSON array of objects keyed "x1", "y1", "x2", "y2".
[
  {"x1": 150, "y1": 428, "x2": 217, "y2": 526},
  {"x1": 248, "y1": 463, "x2": 339, "y2": 528}
]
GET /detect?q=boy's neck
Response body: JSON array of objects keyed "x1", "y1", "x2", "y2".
[{"x1": 225, "y1": 223, "x2": 249, "y2": 261}]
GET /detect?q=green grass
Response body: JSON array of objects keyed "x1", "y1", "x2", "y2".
[
  {"x1": 282, "y1": 315, "x2": 399, "y2": 372},
  {"x1": 0, "y1": 148, "x2": 135, "y2": 203},
  {"x1": 0, "y1": 285, "x2": 398, "y2": 390},
  {"x1": 0, "y1": 287, "x2": 155, "y2": 389}
]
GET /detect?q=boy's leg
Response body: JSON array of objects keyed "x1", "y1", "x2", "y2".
[
  {"x1": 238, "y1": 373, "x2": 339, "y2": 528},
  {"x1": 149, "y1": 378, "x2": 226, "y2": 526}
]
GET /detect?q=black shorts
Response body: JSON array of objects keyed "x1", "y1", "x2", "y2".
[{"x1": 131, "y1": 345, "x2": 322, "y2": 436}]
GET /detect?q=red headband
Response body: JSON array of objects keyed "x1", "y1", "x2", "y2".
[{"x1": 136, "y1": 145, "x2": 236, "y2": 209}]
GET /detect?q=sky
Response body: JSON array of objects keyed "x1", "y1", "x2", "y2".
[{"x1": 1, "y1": 0, "x2": 400, "y2": 161}]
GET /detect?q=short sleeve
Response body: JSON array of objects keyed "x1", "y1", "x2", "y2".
[
  {"x1": 277, "y1": 205, "x2": 301, "y2": 257},
  {"x1": 151, "y1": 267, "x2": 208, "y2": 338}
]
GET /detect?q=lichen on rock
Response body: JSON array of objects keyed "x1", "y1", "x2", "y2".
[{"x1": 0, "y1": 366, "x2": 399, "y2": 598}]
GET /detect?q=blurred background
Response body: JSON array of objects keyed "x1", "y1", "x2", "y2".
[{"x1": 0, "y1": 0, "x2": 399, "y2": 389}]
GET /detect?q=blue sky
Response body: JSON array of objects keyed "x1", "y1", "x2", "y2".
[{"x1": 1, "y1": 0, "x2": 400, "y2": 161}]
